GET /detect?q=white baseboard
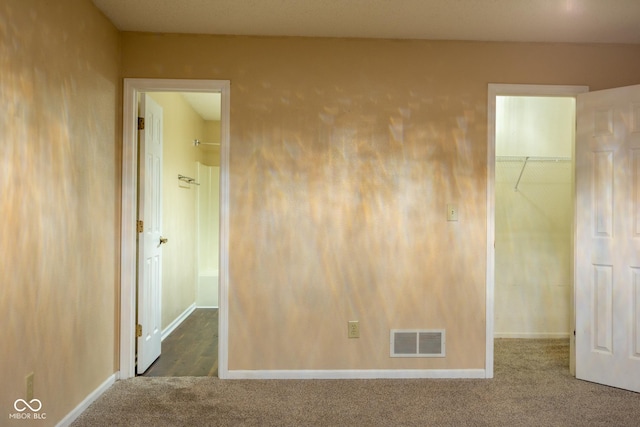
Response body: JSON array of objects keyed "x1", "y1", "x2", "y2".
[
  {"x1": 56, "y1": 374, "x2": 116, "y2": 427},
  {"x1": 162, "y1": 303, "x2": 196, "y2": 341},
  {"x1": 494, "y1": 332, "x2": 570, "y2": 339},
  {"x1": 196, "y1": 305, "x2": 219, "y2": 309},
  {"x1": 226, "y1": 369, "x2": 487, "y2": 380}
]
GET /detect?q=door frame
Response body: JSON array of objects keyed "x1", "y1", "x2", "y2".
[
  {"x1": 119, "y1": 78, "x2": 231, "y2": 379},
  {"x1": 486, "y1": 83, "x2": 589, "y2": 378}
]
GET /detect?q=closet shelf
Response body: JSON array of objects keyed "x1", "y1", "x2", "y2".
[
  {"x1": 496, "y1": 156, "x2": 571, "y2": 162},
  {"x1": 496, "y1": 156, "x2": 572, "y2": 192}
]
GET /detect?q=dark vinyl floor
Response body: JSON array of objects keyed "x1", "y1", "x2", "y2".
[{"x1": 142, "y1": 308, "x2": 218, "y2": 377}]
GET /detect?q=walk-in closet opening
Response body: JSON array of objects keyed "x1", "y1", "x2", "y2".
[{"x1": 494, "y1": 95, "x2": 576, "y2": 341}]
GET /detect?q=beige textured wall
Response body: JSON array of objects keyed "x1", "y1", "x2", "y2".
[
  {"x1": 121, "y1": 34, "x2": 640, "y2": 371},
  {"x1": 1, "y1": 0, "x2": 120, "y2": 424},
  {"x1": 146, "y1": 92, "x2": 207, "y2": 328}
]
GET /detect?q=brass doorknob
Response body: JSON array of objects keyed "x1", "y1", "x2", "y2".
[{"x1": 159, "y1": 237, "x2": 168, "y2": 245}]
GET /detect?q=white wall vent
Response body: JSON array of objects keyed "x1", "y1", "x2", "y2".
[{"x1": 390, "y1": 329, "x2": 445, "y2": 358}]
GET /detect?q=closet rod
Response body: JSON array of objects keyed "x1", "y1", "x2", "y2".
[
  {"x1": 505, "y1": 156, "x2": 571, "y2": 192},
  {"x1": 496, "y1": 156, "x2": 571, "y2": 162}
]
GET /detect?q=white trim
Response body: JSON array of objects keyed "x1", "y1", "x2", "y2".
[
  {"x1": 227, "y1": 369, "x2": 486, "y2": 380},
  {"x1": 486, "y1": 83, "x2": 589, "y2": 381},
  {"x1": 161, "y1": 303, "x2": 196, "y2": 341},
  {"x1": 120, "y1": 78, "x2": 230, "y2": 380},
  {"x1": 494, "y1": 333, "x2": 571, "y2": 339},
  {"x1": 56, "y1": 374, "x2": 116, "y2": 427},
  {"x1": 197, "y1": 305, "x2": 219, "y2": 309},
  {"x1": 119, "y1": 78, "x2": 138, "y2": 380},
  {"x1": 487, "y1": 84, "x2": 589, "y2": 97},
  {"x1": 486, "y1": 87, "x2": 497, "y2": 379},
  {"x1": 218, "y1": 80, "x2": 231, "y2": 379}
]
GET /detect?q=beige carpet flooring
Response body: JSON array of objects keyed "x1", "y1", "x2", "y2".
[{"x1": 71, "y1": 339, "x2": 640, "y2": 426}]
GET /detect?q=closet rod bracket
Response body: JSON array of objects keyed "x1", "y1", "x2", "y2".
[{"x1": 514, "y1": 156, "x2": 529, "y2": 192}]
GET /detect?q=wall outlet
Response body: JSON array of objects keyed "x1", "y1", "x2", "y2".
[
  {"x1": 348, "y1": 321, "x2": 360, "y2": 338},
  {"x1": 26, "y1": 372, "x2": 34, "y2": 401}
]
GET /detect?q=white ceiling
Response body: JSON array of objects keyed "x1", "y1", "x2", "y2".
[
  {"x1": 92, "y1": 0, "x2": 640, "y2": 44},
  {"x1": 181, "y1": 92, "x2": 221, "y2": 121}
]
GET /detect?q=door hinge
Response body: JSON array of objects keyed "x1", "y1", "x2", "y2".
[
  {"x1": 138, "y1": 117, "x2": 145, "y2": 130},
  {"x1": 136, "y1": 324, "x2": 142, "y2": 337},
  {"x1": 137, "y1": 220, "x2": 144, "y2": 233}
]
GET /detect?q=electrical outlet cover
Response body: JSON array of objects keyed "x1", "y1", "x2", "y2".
[
  {"x1": 348, "y1": 321, "x2": 360, "y2": 338},
  {"x1": 26, "y1": 372, "x2": 34, "y2": 401}
]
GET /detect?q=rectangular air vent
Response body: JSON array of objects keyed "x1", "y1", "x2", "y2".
[{"x1": 390, "y1": 329, "x2": 445, "y2": 358}]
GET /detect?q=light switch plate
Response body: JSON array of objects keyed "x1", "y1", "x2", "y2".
[{"x1": 447, "y1": 204, "x2": 458, "y2": 221}]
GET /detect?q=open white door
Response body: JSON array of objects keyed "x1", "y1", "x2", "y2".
[
  {"x1": 575, "y1": 84, "x2": 640, "y2": 392},
  {"x1": 137, "y1": 94, "x2": 163, "y2": 374}
]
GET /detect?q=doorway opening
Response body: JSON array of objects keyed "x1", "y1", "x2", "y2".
[
  {"x1": 140, "y1": 91, "x2": 221, "y2": 376},
  {"x1": 120, "y1": 79, "x2": 230, "y2": 380},
  {"x1": 486, "y1": 84, "x2": 589, "y2": 378},
  {"x1": 494, "y1": 95, "x2": 576, "y2": 340}
]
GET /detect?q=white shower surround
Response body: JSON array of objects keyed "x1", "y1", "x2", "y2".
[{"x1": 197, "y1": 162, "x2": 220, "y2": 307}]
